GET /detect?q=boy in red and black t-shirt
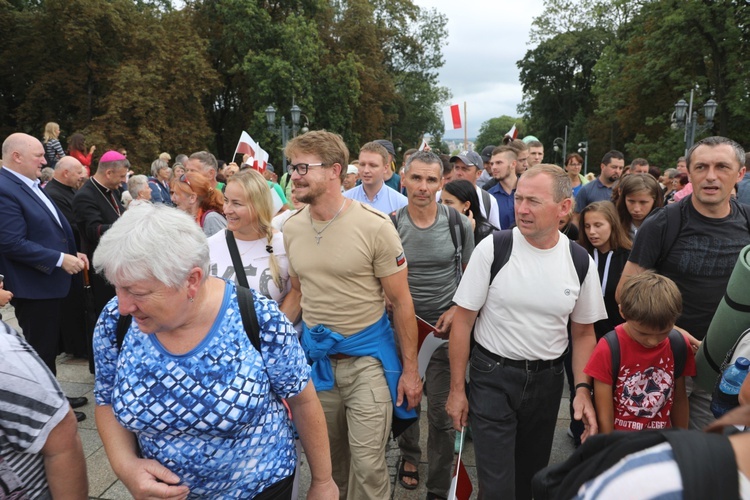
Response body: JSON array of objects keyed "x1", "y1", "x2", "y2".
[{"x1": 585, "y1": 272, "x2": 696, "y2": 433}]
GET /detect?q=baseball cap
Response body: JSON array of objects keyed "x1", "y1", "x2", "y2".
[
  {"x1": 374, "y1": 139, "x2": 396, "y2": 157},
  {"x1": 481, "y1": 145, "x2": 496, "y2": 163},
  {"x1": 450, "y1": 151, "x2": 483, "y2": 169},
  {"x1": 522, "y1": 135, "x2": 539, "y2": 144},
  {"x1": 347, "y1": 165, "x2": 359, "y2": 175}
]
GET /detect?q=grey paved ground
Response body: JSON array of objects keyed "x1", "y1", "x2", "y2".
[{"x1": 1, "y1": 304, "x2": 576, "y2": 499}]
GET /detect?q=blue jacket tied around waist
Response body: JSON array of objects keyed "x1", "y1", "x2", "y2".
[{"x1": 301, "y1": 312, "x2": 417, "y2": 421}]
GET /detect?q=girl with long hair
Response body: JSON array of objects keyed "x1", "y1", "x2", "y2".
[
  {"x1": 441, "y1": 179, "x2": 498, "y2": 243},
  {"x1": 170, "y1": 172, "x2": 226, "y2": 237},
  {"x1": 615, "y1": 173, "x2": 664, "y2": 239},
  {"x1": 207, "y1": 170, "x2": 291, "y2": 310},
  {"x1": 578, "y1": 201, "x2": 632, "y2": 339}
]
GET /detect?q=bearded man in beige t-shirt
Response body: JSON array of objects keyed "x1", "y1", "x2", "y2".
[{"x1": 282, "y1": 130, "x2": 422, "y2": 500}]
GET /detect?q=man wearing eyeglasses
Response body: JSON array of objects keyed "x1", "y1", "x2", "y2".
[
  {"x1": 282, "y1": 130, "x2": 422, "y2": 500},
  {"x1": 343, "y1": 141, "x2": 408, "y2": 214}
]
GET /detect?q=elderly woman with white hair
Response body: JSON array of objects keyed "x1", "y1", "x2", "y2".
[
  {"x1": 125, "y1": 174, "x2": 151, "y2": 209},
  {"x1": 92, "y1": 204, "x2": 337, "y2": 499},
  {"x1": 148, "y1": 158, "x2": 172, "y2": 205}
]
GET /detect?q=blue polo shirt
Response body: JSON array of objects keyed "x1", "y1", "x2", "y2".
[
  {"x1": 344, "y1": 183, "x2": 408, "y2": 214},
  {"x1": 574, "y1": 178, "x2": 613, "y2": 213},
  {"x1": 487, "y1": 183, "x2": 515, "y2": 230}
]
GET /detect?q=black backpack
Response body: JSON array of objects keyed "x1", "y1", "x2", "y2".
[
  {"x1": 390, "y1": 204, "x2": 466, "y2": 285},
  {"x1": 656, "y1": 195, "x2": 750, "y2": 268},
  {"x1": 532, "y1": 429, "x2": 739, "y2": 500},
  {"x1": 603, "y1": 327, "x2": 687, "y2": 385},
  {"x1": 489, "y1": 229, "x2": 590, "y2": 286}
]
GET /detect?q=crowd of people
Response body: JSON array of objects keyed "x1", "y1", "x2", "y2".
[{"x1": 1, "y1": 123, "x2": 749, "y2": 500}]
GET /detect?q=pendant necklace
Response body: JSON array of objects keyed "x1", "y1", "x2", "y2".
[{"x1": 310, "y1": 199, "x2": 347, "y2": 245}]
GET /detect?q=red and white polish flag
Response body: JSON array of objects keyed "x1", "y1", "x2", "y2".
[
  {"x1": 236, "y1": 131, "x2": 258, "y2": 158},
  {"x1": 505, "y1": 124, "x2": 518, "y2": 140},
  {"x1": 448, "y1": 427, "x2": 473, "y2": 500},
  {"x1": 443, "y1": 104, "x2": 462, "y2": 130}
]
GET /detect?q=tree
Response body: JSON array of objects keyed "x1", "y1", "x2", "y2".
[
  {"x1": 475, "y1": 116, "x2": 526, "y2": 152},
  {"x1": 517, "y1": 28, "x2": 607, "y2": 157}
]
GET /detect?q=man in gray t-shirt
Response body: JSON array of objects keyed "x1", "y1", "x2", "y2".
[{"x1": 392, "y1": 151, "x2": 474, "y2": 498}]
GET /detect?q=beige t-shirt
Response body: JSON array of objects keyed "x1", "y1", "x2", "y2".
[{"x1": 283, "y1": 201, "x2": 406, "y2": 335}]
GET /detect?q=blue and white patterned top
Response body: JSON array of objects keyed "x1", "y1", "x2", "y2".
[{"x1": 93, "y1": 280, "x2": 310, "y2": 498}]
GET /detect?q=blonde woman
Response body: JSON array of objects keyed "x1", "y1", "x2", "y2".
[
  {"x1": 207, "y1": 170, "x2": 291, "y2": 312},
  {"x1": 42, "y1": 122, "x2": 65, "y2": 167}
]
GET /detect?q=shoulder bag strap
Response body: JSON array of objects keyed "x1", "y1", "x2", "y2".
[{"x1": 225, "y1": 230, "x2": 250, "y2": 289}]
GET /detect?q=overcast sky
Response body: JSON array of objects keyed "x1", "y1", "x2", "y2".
[{"x1": 413, "y1": 0, "x2": 546, "y2": 138}]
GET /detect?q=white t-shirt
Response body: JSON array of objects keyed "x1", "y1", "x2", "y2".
[
  {"x1": 207, "y1": 230, "x2": 290, "y2": 304},
  {"x1": 453, "y1": 227, "x2": 606, "y2": 360}
]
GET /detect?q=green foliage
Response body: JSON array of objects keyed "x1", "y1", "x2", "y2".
[
  {"x1": 522, "y1": 0, "x2": 750, "y2": 168},
  {"x1": 0, "y1": 0, "x2": 448, "y2": 170},
  {"x1": 475, "y1": 116, "x2": 526, "y2": 152}
]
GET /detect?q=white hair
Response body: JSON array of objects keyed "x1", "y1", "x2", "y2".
[
  {"x1": 93, "y1": 203, "x2": 209, "y2": 288},
  {"x1": 127, "y1": 174, "x2": 150, "y2": 199}
]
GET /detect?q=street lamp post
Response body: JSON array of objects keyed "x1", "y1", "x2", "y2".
[
  {"x1": 553, "y1": 137, "x2": 565, "y2": 166},
  {"x1": 672, "y1": 90, "x2": 717, "y2": 156},
  {"x1": 578, "y1": 141, "x2": 589, "y2": 175},
  {"x1": 265, "y1": 104, "x2": 303, "y2": 172}
]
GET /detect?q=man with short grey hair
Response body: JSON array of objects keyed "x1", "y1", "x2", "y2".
[
  {"x1": 447, "y1": 164, "x2": 604, "y2": 499},
  {"x1": 186, "y1": 150, "x2": 224, "y2": 191},
  {"x1": 394, "y1": 150, "x2": 474, "y2": 498}
]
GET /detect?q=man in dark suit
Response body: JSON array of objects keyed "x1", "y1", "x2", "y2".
[
  {"x1": 0, "y1": 133, "x2": 89, "y2": 418},
  {"x1": 73, "y1": 151, "x2": 127, "y2": 315},
  {"x1": 45, "y1": 156, "x2": 88, "y2": 358}
]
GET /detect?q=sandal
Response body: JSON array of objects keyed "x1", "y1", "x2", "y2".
[{"x1": 398, "y1": 458, "x2": 419, "y2": 490}]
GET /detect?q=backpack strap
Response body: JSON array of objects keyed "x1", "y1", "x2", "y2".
[
  {"x1": 226, "y1": 230, "x2": 250, "y2": 289},
  {"x1": 236, "y1": 285, "x2": 261, "y2": 351},
  {"x1": 663, "y1": 431, "x2": 739, "y2": 500},
  {"x1": 115, "y1": 313, "x2": 132, "y2": 350},
  {"x1": 569, "y1": 240, "x2": 590, "y2": 286},
  {"x1": 389, "y1": 210, "x2": 399, "y2": 228},
  {"x1": 490, "y1": 229, "x2": 514, "y2": 285},
  {"x1": 445, "y1": 205, "x2": 465, "y2": 284},
  {"x1": 668, "y1": 329, "x2": 687, "y2": 379},
  {"x1": 480, "y1": 189, "x2": 491, "y2": 218},
  {"x1": 656, "y1": 199, "x2": 686, "y2": 269},
  {"x1": 604, "y1": 329, "x2": 621, "y2": 386}
]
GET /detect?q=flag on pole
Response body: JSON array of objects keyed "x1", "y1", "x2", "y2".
[
  {"x1": 443, "y1": 104, "x2": 462, "y2": 130},
  {"x1": 505, "y1": 124, "x2": 518, "y2": 140},
  {"x1": 253, "y1": 148, "x2": 269, "y2": 173},
  {"x1": 447, "y1": 427, "x2": 473, "y2": 500},
  {"x1": 235, "y1": 131, "x2": 258, "y2": 160}
]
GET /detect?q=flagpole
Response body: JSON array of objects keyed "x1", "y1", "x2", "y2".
[
  {"x1": 233, "y1": 135, "x2": 243, "y2": 162},
  {"x1": 463, "y1": 101, "x2": 468, "y2": 151}
]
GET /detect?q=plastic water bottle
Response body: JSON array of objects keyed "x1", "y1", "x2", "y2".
[{"x1": 711, "y1": 357, "x2": 750, "y2": 418}]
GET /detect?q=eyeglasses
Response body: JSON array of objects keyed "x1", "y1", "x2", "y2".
[
  {"x1": 289, "y1": 162, "x2": 329, "y2": 175},
  {"x1": 179, "y1": 174, "x2": 192, "y2": 187}
]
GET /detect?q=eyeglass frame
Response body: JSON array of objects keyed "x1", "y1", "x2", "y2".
[{"x1": 288, "y1": 162, "x2": 331, "y2": 176}]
